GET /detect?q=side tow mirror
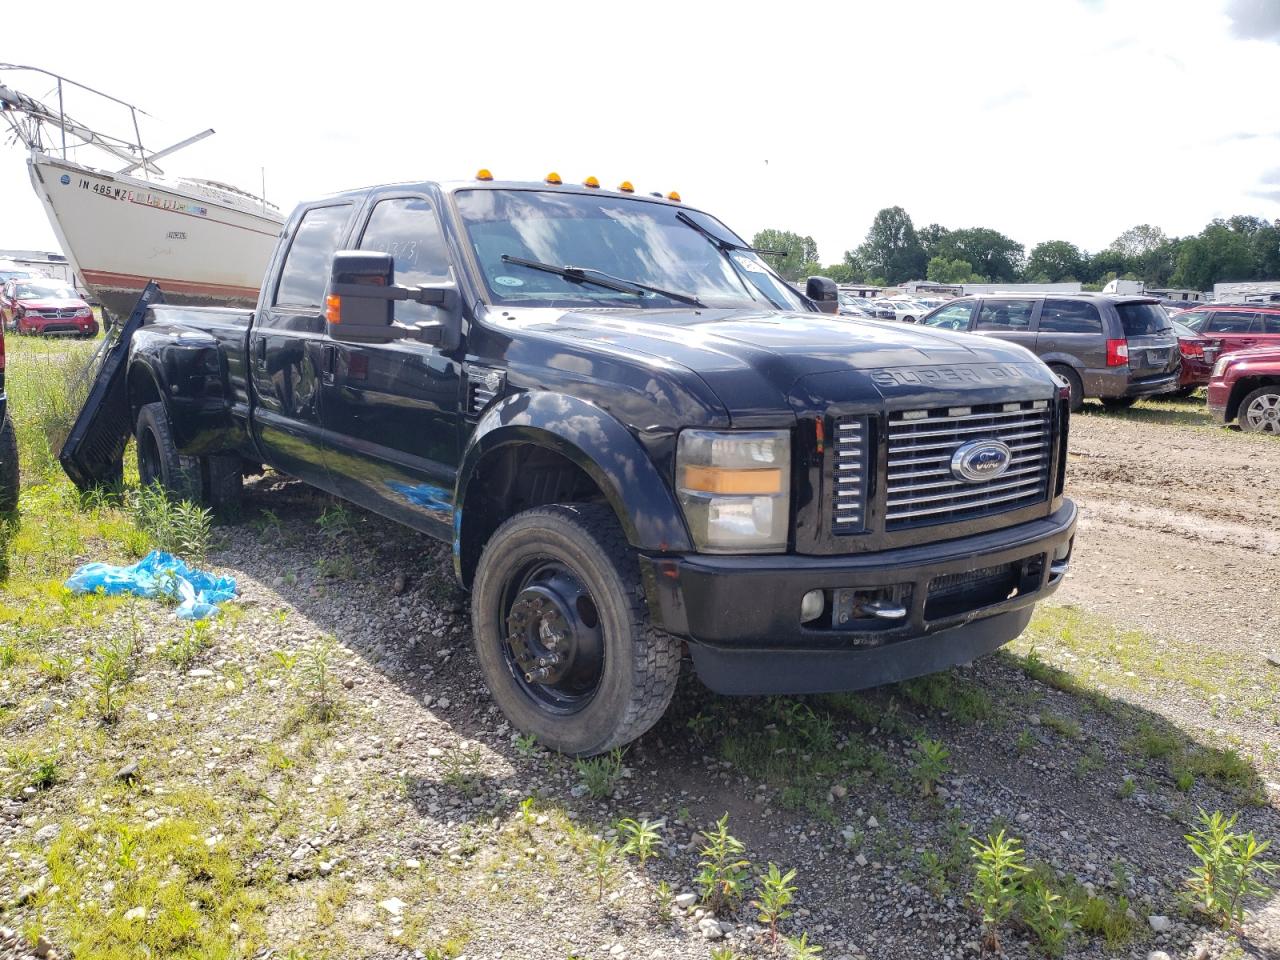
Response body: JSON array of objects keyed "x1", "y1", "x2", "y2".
[
  {"x1": 326, "y1": 250, "x2": 457, "y2": 346},
  {"x1": 805, "y1": 276, "x2": 839, "y2": 314}
]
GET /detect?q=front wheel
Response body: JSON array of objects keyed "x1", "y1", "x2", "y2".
[
  {"x1": 470, "y1": 503, "x2": 681, "y2": 756},
  {"x1": 1239, "y1": 385, "x2": 1280, "y2": 435}
]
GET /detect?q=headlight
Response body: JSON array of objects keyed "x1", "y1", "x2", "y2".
[
  {"x1": 676, "y1": 429, "x2": 790, "y2": 553},
  {"x1": 1212, "y1": 356, "x2": 1230, "y2": 379}
]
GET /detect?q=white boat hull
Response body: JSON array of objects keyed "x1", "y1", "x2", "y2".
[{"x1": 27, "y1": 153, "x2": 283, "y2": 319}]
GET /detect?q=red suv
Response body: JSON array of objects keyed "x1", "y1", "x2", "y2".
[
  {"x1": 1, "y1": 278, "x2": 98, "y2": 338},
  {"x1": 1207, "y1": 346, "x2": 1280, "y2": 435},
  {"x1": 1175, "y1": 304, "x2": 1280, "y2": 357}
]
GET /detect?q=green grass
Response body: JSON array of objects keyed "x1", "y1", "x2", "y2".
[
  {"x1": 1011, "y1": 606, "x2": 1269, "y2": 803},
  {"x1": 5, "y1": 334, "x2": 100, "y2": 484}
]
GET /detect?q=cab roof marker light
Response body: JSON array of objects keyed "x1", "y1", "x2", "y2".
[
  {"x1": 545, "y1": 171, "x2": 562, "y2": 185},
  {"x1": 475, "y1": 168, "x2": 494, "y2": 181},
  {"x1": 583, "y1": 175, "x2": 600, "y2": 188},
  {"x1": 618, "y1": 180, "x2": 635, "y2": 193},
  {"x1": 667, "y1": 190, "x2": 681, "y2": 202}
]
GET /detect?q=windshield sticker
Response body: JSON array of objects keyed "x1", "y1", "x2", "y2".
[
  {"x1": 493, "y1": 275, "x2": 523, "y2": 287},
  {"x1": 733, "y1": 255, "x2": 767, "y2": 274}
]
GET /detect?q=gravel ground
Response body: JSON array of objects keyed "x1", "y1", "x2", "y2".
[{"x1": 2, "y1": 396, "x2": 1277, "y2": 960}]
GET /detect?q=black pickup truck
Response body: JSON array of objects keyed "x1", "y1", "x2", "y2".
[{"x1": 66, "y1": 175, "x2": 1077, "y2": 755}]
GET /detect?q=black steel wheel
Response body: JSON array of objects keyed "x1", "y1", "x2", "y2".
[
  {"x1": 501, "y1": 557, "x2": 605, "y2": 713},
  {"x1": 471, "y1": 503, "x2": 681, "y2": 756}
]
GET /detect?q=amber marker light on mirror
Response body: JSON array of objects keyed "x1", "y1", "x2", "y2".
[{"x1": 475, "y1": 168, "x2": 494, "y2": 181}]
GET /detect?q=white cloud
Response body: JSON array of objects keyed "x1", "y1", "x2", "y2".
[{"x1": 2, "y1": 0, "x2": 1278, "y2": 265}]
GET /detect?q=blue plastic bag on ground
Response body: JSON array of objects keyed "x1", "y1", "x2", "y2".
[{"x1": 65, "y1": 550, "x2": 237, "y2": 620}]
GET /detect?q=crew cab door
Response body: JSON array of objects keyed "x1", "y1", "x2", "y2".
[
  {"x1": 248, "y1": 202, "x2": 354, "y2": 494},
  {"x1": 320, "y1": 194, "x2": 462, "y2": 538}
]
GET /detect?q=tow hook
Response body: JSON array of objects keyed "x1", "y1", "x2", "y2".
[{"x1": 862, "y1": 599, "x2": 908, "y2": 620}]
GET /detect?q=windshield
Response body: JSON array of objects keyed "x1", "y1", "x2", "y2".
[
  {"x1": 16, "y1": 280, "x2": 77, "y2": 299},
  {"x1": 454, "y1": 189, "x2": 806, "y2": 311},
  {"x1": 1116, "y1": 301, "x2": 1172, "y2": 336}
]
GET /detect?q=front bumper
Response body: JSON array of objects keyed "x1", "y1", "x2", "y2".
[
  {"x1": 1207, "y1": 380, "x2": 1230, "y2": 423},
  {"x1": 640, "y1": 500, "x2": 1077, "y2": 694}
]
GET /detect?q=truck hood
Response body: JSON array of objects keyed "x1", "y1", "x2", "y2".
[{"x1": 496, "y1": 306, "x2": 1053, "y2": 424}]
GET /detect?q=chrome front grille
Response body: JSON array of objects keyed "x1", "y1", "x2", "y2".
[
  {"x1": 831, "y1": 417, "x2": 867, "y2": 533},
  {"x1": 27, "y1": 308, "x2": 80, "y2": 319},
  {"x1": 884, "y1": 401, "x2": 1052, "y2": 529}
]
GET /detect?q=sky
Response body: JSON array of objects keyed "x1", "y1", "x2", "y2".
[{"x1": 1, "y1": 0, "x2": 1279, "y2": 265}]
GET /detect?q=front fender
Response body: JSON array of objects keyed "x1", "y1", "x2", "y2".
[
  {"x1": 454, "y1": 391, "x2": 693, "y2": 578},
  {"x1": 128, "y1": 326, "x2": 239, "y2": 454}
]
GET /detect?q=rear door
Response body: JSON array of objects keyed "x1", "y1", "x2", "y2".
[
  {"x1": 1198, "y1": 309, "x2": 1262, "y2": 355},
  {"x1": 320, "y1": 192, "x2": 463, "y2": 538},
  {"x1": 1255, "y1": 310, "x2": 1280, "y2": 348},
  {"x1": 1037, "y1": 298, "x2": 1106, "y2": 372},
  {"x1": 970, "y1": 298, "x2": 1040, "y2": 353},
  {"x1": 248, "y1": 202, "x2": 354, "y2": 493}
]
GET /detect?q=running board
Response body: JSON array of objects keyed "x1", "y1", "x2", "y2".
[{"x1": 59, "y1": 281, "x2": 164, "y2": 490}]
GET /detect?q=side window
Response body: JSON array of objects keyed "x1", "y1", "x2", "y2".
[
  {"x1": 1177, "y1": 310, "x2": 1207, "y2": 332},
  {"x1": 923, "y1": 302, "x2": 973, "y2": 330},
  {"x1": 1261, "y1": 313, "x2": 1280, "y2": 334},
  {"x1": 357, "y1": 197, "x2": 452, "y2": 325},
  {"x1": 1204, "y1": 311, "x2": 1258, "y2": 334},
  {"x1": 1039, "y1": 299, "x2": 1102, "y2": 334},
  {"x1": 974, "y1": 299, "x2": 1036, "y2": 331},
  {"x1": 273, "y1": 205, "x2": 352, "y2": 310}
]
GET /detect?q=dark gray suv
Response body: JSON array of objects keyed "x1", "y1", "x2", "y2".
[{"x1": 920, "y1": 294, "x2": 1181, "y2": 411}]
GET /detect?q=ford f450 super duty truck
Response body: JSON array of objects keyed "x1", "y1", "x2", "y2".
[{"x1": 62, "y1": 174, "x2": 1077, "y2": 755}]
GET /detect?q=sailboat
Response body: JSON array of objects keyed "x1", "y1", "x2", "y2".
[{"x1": 0, "y1": 64, "x2": 284, "y2": 321}]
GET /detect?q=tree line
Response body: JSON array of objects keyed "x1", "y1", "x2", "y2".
[{"x1": 752, "y1": 207, "x2": 1280, "y2": 291}]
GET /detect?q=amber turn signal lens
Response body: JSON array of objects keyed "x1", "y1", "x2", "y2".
[
  {"x1": 325, "y1": 295, "x2": 341, "y2": 325},
  {"x1": 618, "y1": 180, "x2": 635, "y2": 193},
  {"x1": 545, "y1": 171, "x2": 563, "y2": 184},
  {"x1": 475, "y1": 168, "x2": 494, "y2": 181},
  {"x1": 679, "y1": 466, "x2": 783, "y2": 496}
]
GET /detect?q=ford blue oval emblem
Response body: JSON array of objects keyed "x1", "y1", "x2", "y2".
[
  {"x1": 950, "y1": 439, "x2": 1013, "y2": 482},
  {"x1": 60, "y1": 174, "x2": 71, "y2": 185}
]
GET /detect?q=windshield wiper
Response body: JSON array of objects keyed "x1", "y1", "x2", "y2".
[
  {"x1": 675, "y1": 211, "x2": 783, "y2": 257},
  {"x1": 500, "y1": 254, "x2": 704, "y2": 307}
]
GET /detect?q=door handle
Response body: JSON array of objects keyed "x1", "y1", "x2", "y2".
[{"x1": 322, "y1": 344, "x2": 337, "y2": 384}]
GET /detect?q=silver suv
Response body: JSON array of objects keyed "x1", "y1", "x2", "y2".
[{"x1": 920, "y1": 294, "x2": 1181, "y2": 411}]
